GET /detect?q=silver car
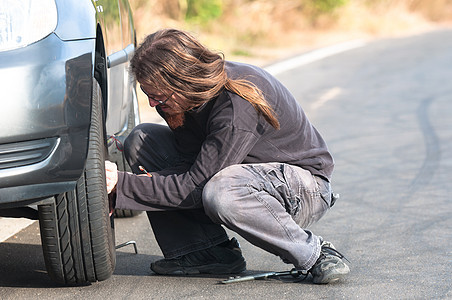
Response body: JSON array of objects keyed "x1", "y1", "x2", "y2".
[{"x1": 0, "y1": 0, "x2": 139, "y2": 285}]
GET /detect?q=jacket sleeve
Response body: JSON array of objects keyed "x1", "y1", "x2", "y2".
[{"x1": 115, "y1": 101, "x2": 261, "y2": 211}]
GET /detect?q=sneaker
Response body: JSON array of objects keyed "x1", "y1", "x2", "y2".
[
  {"x1": 310, "y1": 238, "x2": 350, "y2": 284},
  {"x1": 150, "y1": 237, "x2": 246, "y2": 275}
]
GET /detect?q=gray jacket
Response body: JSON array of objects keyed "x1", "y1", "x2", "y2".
[{"x1": 116, "y1": 61, "x2": 334, "y2": 210}]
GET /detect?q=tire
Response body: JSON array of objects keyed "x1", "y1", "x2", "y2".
[
  {"x1": 38, "y1": 79, "x2": 115, "y2": 286},
  {"x1": 113, "y1": 208, "x2": 142, "y2": 218}
]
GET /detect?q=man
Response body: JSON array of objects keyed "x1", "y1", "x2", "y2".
[{"x1": 105, "y1": 28, "x2": 350, "y2": 284}]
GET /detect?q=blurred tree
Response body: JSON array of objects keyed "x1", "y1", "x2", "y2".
[
  {"x1": 312, "y1": 0, "x2": 348, "y2": 13},
  {"x1": 298, "y1": 0, "x2": 348, "y2": 27},
  {"x1": 184, "y1": 0, "x2": 223, "y2": 24},
  {"x1": 301, "y1": 0, "x2": 349, "y2": 14}
]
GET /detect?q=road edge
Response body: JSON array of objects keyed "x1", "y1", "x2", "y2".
[{"x1": 0, "y1": 217, "x2": 36, "y2": 242}]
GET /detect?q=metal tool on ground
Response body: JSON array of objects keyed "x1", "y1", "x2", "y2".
[
  {"x1": 116, "y1": 240, "x2": 138, "y2": 254},
  {"x1": 220, "y1": 268, "x2": 308, "y2": 284}
]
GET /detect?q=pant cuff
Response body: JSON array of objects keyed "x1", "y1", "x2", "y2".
[{"x1": 162, "y1": 234, "x2": 229, "y2": 258}]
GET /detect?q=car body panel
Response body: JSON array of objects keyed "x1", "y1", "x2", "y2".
[
  {"x1": 0, "y1": 0, "x2": 136, "y2": 207},
  {"x1": 0, "y1": 34, "x2": 94, "y2": 144},
  {"x1": 0, "y1": 35, "x2": 94, "y2": 199},
  {"x1": 104, "y1": 0, "x2": 136, "y2": 136},
  {"x1": 53, "y1": 0, "x2": 136, "y2": 136},
  {"x1": 54, "y1": 0, "x2": 96, "y2": 41}
]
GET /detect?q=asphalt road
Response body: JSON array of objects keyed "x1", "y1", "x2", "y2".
[{"x1": 0, "y1": 28, "x2": 451, "y2": 299}]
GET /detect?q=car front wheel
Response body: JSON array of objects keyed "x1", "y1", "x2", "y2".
[{"x1": 38, "y1": 79, "x2": 115, "y2": 286}]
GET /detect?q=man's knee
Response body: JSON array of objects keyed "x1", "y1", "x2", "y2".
[
  {"x1": 125, "y1": 123, "x2": 172, "y2": 163},
  {"x1": 124, "y1": 124, "x2": 148, "y2": 160},
  {"x1": 203, "y1": 165, "x2": 248, "y2": 223},
  {"x1": 203, "y1": 178, "x2": 230, "y2": 223}
]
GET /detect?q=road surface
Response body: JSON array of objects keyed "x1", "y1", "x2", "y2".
[{"x1": 0, "y1": 28, "x2": 451, "y2": 299}]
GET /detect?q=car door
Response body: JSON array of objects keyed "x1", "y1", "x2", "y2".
[{"x1": 101, "y1": 0, "x2": 136, "y2": 136}]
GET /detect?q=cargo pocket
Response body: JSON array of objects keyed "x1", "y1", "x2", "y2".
[
  {"x1": 271, "y1": 164, "x2": 302, "y2": 221},
  {"x1": 302, "y1": 177, "x2": 331, "y2": 228}
]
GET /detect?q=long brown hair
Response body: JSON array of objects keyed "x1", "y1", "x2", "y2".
[{"x1": 130, "y1": 29, "x2": 279, "y2": 129}]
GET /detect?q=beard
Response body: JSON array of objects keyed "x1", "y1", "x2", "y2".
[{"x1": 164, "y1": 112, "x2": 186, "y2": 129}]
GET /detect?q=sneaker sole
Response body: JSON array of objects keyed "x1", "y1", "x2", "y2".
[{"x1": 151, "y1": 259, "x2": 246, "y2": 275}]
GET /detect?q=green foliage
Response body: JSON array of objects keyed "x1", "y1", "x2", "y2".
[
  {"x1": 232, "y1": 48, "x2": 252, "y2": 57},
  {"x1": 308, "y1": 0, "x2": 349, "y2": 14},
  {"x1": 185, "y1": 0, "x2": 223, "y2": 24}
]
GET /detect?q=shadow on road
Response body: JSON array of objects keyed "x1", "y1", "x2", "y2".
[
  {"x1": 114, "y1": 251, "x2": 161, "y2": 276},
  {"x1": 0, "y1": 242, "x2": 55, "y2": 288},
  {"x1": 0, "y1": 242, "x2": 164, "y2": 287}
]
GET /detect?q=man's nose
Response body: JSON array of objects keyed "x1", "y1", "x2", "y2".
[{"x1": 148, "y1": 98, "x2": 160, "y2": 107}]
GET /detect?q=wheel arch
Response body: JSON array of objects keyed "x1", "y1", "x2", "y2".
[{"x1": 94, "y1": 24, "x2": 108, "y2": 115}]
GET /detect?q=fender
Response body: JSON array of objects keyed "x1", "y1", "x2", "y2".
[{"x1": 54, "y1": 0, "x2": 97, "y2": 41}]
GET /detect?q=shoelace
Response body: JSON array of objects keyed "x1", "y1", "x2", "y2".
[{"x1": 320, "y1": 245, "x2": 351, "y2": 263}]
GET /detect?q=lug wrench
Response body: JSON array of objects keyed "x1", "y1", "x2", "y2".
[{"x1": 221, "y1": 268, "x2": 308, "y2": 284}]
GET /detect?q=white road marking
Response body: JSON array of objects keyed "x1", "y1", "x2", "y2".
[
  {"x1": 0, "y1": 217, "x2": 36, "y2": 242},
  {"x1": 265, "y1": 40, "x2": 366, "y2": 76},
  {"x1": 311, "y1": 87, "x2": 342, "y2": 110}
]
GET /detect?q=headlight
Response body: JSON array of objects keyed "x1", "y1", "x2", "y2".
[{"x1": 0, "y1": 0, "x2": 57, "y2": 52}]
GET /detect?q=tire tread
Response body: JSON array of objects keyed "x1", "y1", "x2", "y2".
[{"x1": 38, "y1": 79, "x2": 115, "y2": 286}]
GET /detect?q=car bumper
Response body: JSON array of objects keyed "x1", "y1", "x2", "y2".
[{"x1": 0, "y1": 33, "x2": 96, "y2": 206}]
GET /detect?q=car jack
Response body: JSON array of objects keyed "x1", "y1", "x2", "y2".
[{"x1": 115, "y1": 240, "x2": 138, "y2": 254}]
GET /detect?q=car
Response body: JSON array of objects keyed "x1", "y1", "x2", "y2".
[{"x1": 0, "y1": 0, "x2": 139, "y2": 285}]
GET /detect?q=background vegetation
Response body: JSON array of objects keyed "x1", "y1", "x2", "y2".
[
  {"x1": 129, "y1": 0, "x2": 451, "y2": 122},
  {"x1": 129, "y1": 0, "x2": 452, "y2": 64}
]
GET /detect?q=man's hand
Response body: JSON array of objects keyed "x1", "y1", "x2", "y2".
[{"x1": 105, "y1": 160, "x2": 118, "y2": 194}]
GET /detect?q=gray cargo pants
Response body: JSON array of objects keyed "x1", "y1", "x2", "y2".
[{"x1": 124, "y1": 123, "x2": 333, "y2": 270}]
